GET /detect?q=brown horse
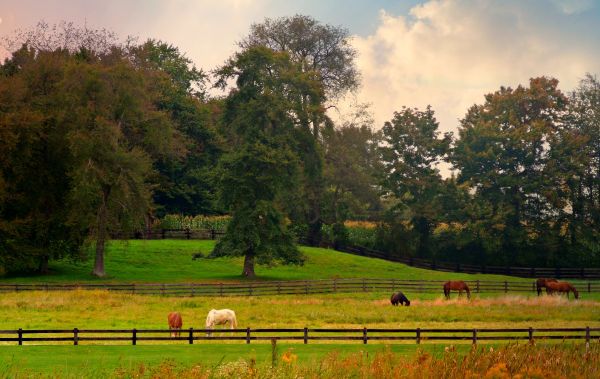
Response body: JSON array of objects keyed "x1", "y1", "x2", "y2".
[
  {"x1": 168, "y1": 312, "x2": 183, "y2": 337},
  {"x1": 443, "y1": 281, "x2": 470, "y2": 299},
  {"x1": 390, "y1": 292, "x2": 410, "y2": 306},
  {"x1": 536, "y1": 278, "x2": 559, "y2": 296},
  {"x1": 545, "y1": 281, "x2": 579, "y2": 299}
]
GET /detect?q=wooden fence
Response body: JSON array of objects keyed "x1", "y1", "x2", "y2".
[
  {"x1": 1, "y1": 278, "x2": 599, "y2": 296},
  {"x1": 0, "y1": 327, "x2": 597, "y2": 346},
  {"x1": 112, "y1": 228, "x2": 600, "y2": 279}
]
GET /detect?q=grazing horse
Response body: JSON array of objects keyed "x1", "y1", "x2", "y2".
[
  {"x1": 205, "y1": 309, "x2": 238, "y2": 336},
  {"x1": 545, "y1": 281, "x2": 579, "y2": 299},
  {"x1": 536, "y1": 278, "x2": 559, "y2": 296},
  {"x1": 390, "y1": 292, "x2": 411, "y2": 306},
  {"x1": 167, "y1": 312, "x2": 183, "y2": 337},
  {"x1": 443, "y1": 281, "x2": 470, "y2": 299}
]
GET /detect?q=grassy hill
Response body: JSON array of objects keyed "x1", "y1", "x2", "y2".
[{"x1": 1, "y1": 240, "x2": 523, "y2": 283}]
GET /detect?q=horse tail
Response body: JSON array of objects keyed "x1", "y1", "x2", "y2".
[{"x1": 231, "y1": 313, "x2": 238, "y2": 329}]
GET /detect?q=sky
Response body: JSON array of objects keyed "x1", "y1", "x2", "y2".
[{"x1": 1, "y1": 0, "x2": 599, "y2": 135}]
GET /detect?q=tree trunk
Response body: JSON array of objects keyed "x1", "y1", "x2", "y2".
[
  {"x1": 92, "y1": 187, "x2": 110, "y2": 278},
  {"x1": 242, "y1": 254, "x2": 256, "y2": 278},
  {"x1": 38, "y1": 255, "x2": 49, "y2": 274}
]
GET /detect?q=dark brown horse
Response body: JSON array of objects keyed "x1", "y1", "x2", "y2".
[
  {"x1": 390, "y1": 292, "x2": 410, "y2": 306},
  {"x1": 545, "y1": 281, "x2": 579, "y2": 299},
  {"x1": 536, "y1": 278, "x2": 558, "y2": 296},
  {"x1": 168, "y1": 312, "x2": 183, "y2": 337},
  {"x1": 443, "y1": 281, "x2": 470, "y2": 299}
]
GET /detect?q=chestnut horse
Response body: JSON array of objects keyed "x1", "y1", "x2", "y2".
[
  {"x1": 536, "y1": 278, "x2": 558, "y2": 296},
  {"x1": 545, "y1": 281, "x2": 579, "y2": 299},
  {"x1": 390, "y1": 292, "x2": 410, "y2": 306},
  {"x1": 168, "y1": 312, "x2": 183, "y2": 337},
  {"x1": 443, "y1": 281, "x2": 470, "y2": 299}
]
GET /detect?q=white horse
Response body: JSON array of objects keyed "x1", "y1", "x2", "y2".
[{"x1": 205, "y1": 309, "x2": 238, "y2": 336}]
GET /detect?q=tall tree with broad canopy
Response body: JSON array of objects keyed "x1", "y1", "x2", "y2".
[
  {"x1": 451, "y1": 77, "x2": 569, "y2": 265},
  {"x1": 211, "y1": 46, "x2": 325, "y2": 278},
  {"x1": 379, "y1": 106, "x2": 451, "y2": 258},
  {"x1": 240, "y1": 15, "x2": 360, "y2": 245}
]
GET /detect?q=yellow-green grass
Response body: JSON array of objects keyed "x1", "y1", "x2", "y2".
[
  {"x1": 2, "y1": 343, "x2": 599, "y2": 378},
  {"x1": 1, "y1": 290, "x2": 598, "y2": 332},
  {"x1": 0, "y1": 240, "x2": 555, "y2": 283},
  {"x1": 0, "y1": 344, "x2": 461, "y2": 377}
]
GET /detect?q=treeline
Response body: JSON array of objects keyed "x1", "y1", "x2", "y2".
[{"x1": 0, "y1": 18, "x2": 598, "y2": 277}]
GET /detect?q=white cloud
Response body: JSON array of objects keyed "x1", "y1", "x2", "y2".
[{"x1": 342, "y1": 0, "x2": 600, "y2": 135}]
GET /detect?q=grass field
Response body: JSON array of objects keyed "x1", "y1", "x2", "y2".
[
  {"x1": 1, "y1": 290, "x2": 598, "y2": 331},
  {"x1": 0, "y1": 240, "x2": 550, "y2": 283}
]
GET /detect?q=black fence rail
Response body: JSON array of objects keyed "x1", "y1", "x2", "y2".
[
  {"x1": 334, "y1": 245, "x2": 600, "y2": 279},
  {"x1": 112, "y1": 228, "x2": 225, "y2": 240},
  {"x1": 1, "y1": 278, "x2": 599, "y2": 296},
  {"x1": 0, "y1": 327, "x2": 598, "y2": 346}
]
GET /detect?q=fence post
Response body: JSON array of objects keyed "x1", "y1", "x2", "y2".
[
  {"x1": 305, "y1": 281, "x2": 309, "y2": 295},
  {"x1": 246, "y1": 327, "x2": 251, "y2": 344},
  {"x1": 161, "y1": 284, "x2": 166, "y2": 296},
  {"x1": 131, "y1": 284, "x2": 135, "y2": 295},
  {"x1": 333, "y1": 279, "x2": 337, "y2": 293},
  {"x1": 18, "y1": 328, "x2": 22, "y2": 346},
  {"x1": 303, "y1": 327, "x2": 308, "y2": 344},
  {"x1": 210, "y1": 229, "x2": 216, "y2": 240},
  {"x1": 189, "y1": 328, "x2": 194, "y2": 345},
  {"x1": 132, "y1": 329, "x2": 137, "y2": 345},
  {"x1": 277, "y1": 282, "x2": 281, "y2": 295},
  {"x1": 528, "y1": 327, "x2": 533, "y2": 344},
  {"x1": 161, "y1": 229, "x2": 165, "y2": 239},
  {"x1": 416, "y1": 328, "x2": 421, "y2": 344},
  {"x1": 586, "y1": 326, "x2": 590, "y2": 350},
  {"x1": 472, "y1": 329, "x2": 477, "y2": 345},
  {"x1": 588, "y1": 282, "x2": 591, "y2": 293},
  {"x1": 74, "y1": 328, "x2": 79, "y2": 346},
  {"x1": 392, "y1": 278, "x2": 396, "y2": 292},
  {"x1": 504, "y1": 281, "x2": 508, "y2": 293},
  {"x1": 185, "y1": 229, "x2": 191, "y2": 239},
  {"x1": 249, "y1": 284, "x2": 253, "y2": 296},
  {"x1": 220, "y1": 283, "x2": 223, "y2": 297},
  {"x1": 476, "y1": 280, "x2": 480, "y2": 294},
  {"x1": 363, "y1": 327, "x2": 368, "y2": 344}
]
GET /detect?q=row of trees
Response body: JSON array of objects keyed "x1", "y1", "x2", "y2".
[{"x1": 0, "y1": 17, "x2": 598, "y2": 278}]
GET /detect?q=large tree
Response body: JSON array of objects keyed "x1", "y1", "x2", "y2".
[
  {"x1": 240, "y1": 15, "x2": 359, "y2": 245},
  {"x1": 379, "y1": 106, "x2": 451, "y2": 258},
  {"x1": 211, "y1": 46, "x2": 324, "y2": 277},
  {"x1": 451, "y1": 77, "x2": 569, "y2": 265}
]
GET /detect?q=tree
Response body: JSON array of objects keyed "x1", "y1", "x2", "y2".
[
  {"x1": 211, "y1": 46, "x2": 324, "y2": 277},
  {"x1": 451, "y1": 77, "x2": 569, "y2": 265},
  {"x1": 61, "y1": 51, "x2": 180, "y2": 277},
  {"x1": 379, "y1": 106, "x2": 451, "y2": 258},
  {"x1": 0, "y1": 47, "x2": 82, "y2": 274},
  {"x1": 321, "y1": 105, "x2": 383, "y2": 245},
  {"x1": 241, "y1": 14, "x2": 359, "y2": 101},
  {"x1": 240, "y1": 15, "x2": 360, "y2": 245},
  {"x1": 131, "y1": 40, "x2": 222, "y2": 217}
]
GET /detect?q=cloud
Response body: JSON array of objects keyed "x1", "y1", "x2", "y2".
[{"x1": 343, "y1": 0, "x2": 600, "y2": 134}]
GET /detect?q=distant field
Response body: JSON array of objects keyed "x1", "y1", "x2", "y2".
[
  {"x1": 1, "y1": 240, "x2": 538, "y2": 283},
  {"x1": 0, "y1": 290, "x2": 597, "y2": 331}
]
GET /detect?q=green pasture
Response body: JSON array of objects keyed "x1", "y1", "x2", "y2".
[
  {"x1": 0, "y1": 344, "x2": 462, "y2": 377},
  {"x1": 1, "y1": 240, "x2": 542, "y2": 283},
  {"x1": 1, "y1": 291, "x2": 598, "y2": 331}
]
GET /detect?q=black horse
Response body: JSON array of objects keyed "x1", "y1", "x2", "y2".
[{"x1": 390, "y1": 292, "x2": 411, "y2": 306}]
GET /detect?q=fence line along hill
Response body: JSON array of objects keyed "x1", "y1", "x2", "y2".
[
  {"x1": 114, "y1": 228, "x2": 600, "y2": 279},
  {"x1": 1, "y1": 278, "x2": 599, "y2": 296}
]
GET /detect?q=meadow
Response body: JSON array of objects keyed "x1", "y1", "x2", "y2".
[
  {"x1": 0, "y1": 240, "x2": 553, "y2": 283},
  {"x1": 1, "y1": 240, "x2": 598, "y2": 377}
]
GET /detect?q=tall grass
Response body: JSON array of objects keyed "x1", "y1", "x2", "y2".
[{"x1": 5, "y1": 344, "x2": 596, "y2": 378}]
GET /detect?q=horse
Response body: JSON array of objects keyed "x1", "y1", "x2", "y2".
[
  {"x1": 535, "y1": 278, "x2": 559, "y2": 296},
  {"x1": 167, "y1": 312, "x2": 183, "y2": 337},
  {"x1": 205, "y1": 309, "x2": 238, "y2": 336},
  {"x1": 443, "y1": 281, "x2": 470, "y2": 299},
  {"x1": 545, "y1": 281, "x2": 579, "y2": 299},
  {"x1": 390, "y1": 292, "x2": 410, "y2": 306}
]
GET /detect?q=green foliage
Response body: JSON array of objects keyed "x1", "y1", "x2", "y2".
[{"x1": 158, "y1": 214, "x2": 230, "y2": 230}]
